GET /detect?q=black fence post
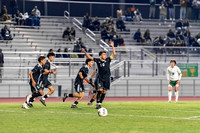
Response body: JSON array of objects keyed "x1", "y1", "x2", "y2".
[
  {"x1": 156, "y1": 56, "x2": 158, "y2": 76},
  {"x1": 124, "y1": 61, "x2": 126, "y2": 77},
  {"x1": 58, "y1": 85, "x2": 62, "y2": 97},
  {"x1": 141, "y1": 49, "x2": 143, "y2": 68}
]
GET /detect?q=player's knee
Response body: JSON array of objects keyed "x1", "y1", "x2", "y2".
[
  {"x1": 50, "y1": 87, "x2": 55, "y2": 93},
  {"x1": 81, "y1": 93, "x2": 84, "y2": 98},
  {"x1": 98, "y1": 88, "x2": 103, "y2": 92}
]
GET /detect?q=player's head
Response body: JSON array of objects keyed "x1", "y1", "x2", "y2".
[
  {"x1": 47, "y1": 52, "x2": 55, "y2": 62},
  {"x1": 86, "y1": 59, "x2": 94, "y2": 68},
  {"x1": 99, "y1": 51, "x2": 107, "y2": 60},
  {"x1": 170, "y1": 59, "x2": 176, "y2": 67},
  {"x1": 38, "y1": 55, "x2": 46, "y2": 65}
]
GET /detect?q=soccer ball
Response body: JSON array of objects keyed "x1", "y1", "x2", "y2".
[{"x1": 98, "y1": 107, "x2": 108, "y2": 117}]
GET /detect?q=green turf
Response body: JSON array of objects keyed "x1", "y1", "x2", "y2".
[{"x1": 0, "y1": 101, "x2": 200, "y2": 133}]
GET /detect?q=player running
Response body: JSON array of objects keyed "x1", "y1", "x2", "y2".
[
  {"x1": 82, "y1": 41, "x2": 116, "y2": 109},
  {"x1": 167, "y1": 59, "x2": 182, "y2": 103},
  {"x1": 39, "y1": 52, "x2": 57, "y2": 106},
  {"x1": 22, "y1": 56, "x2": 46, "y2": 109},
  {"x1": 63, "y1": 59, "x2": 95, "y2": 108}
]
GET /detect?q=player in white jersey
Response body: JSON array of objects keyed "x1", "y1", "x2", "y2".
[{"x1": 167, "y1": 60, "x2": 182, "y2": 103}]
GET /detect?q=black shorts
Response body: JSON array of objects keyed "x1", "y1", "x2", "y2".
[
  {"x1": 29, "y1": 82, "x2": 44, "y2": 93},
  {"x1": 74, "y1": 82, "x2": 85, "y2": 93},
  {"x1": 95, "y1": 77, "x2": 110, "y2": 90},
  {"x1": 43, "y1": 80, "x2": 52, "y2": 88}
]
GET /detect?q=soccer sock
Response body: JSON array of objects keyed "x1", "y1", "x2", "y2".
[
  {"x1": 168, "y1": 91, "x2": 172, "y2": 101},
  {"x1": 69, "y1": 94, "x2": 73, "y2": 97},
  {"x1": 42, "y1": 94, "x2": 49, "y2": 100},
  {"x1": 29, "y1": 93, "x2": 41, "y2": 103},
  {"x1": 44, "y1": 94, "x2": 49, "y2": 98},
  {"x1": 100, "y1": 93, "x2": 106, "y2": 103},
  {"x1": 175, "y1": 91, "x2": 179, "y2": 102},
  {"x1": 89, "y1": 98, "x2": 95, "y2": 103},
  {"x1": 96, "y1": 91, "x2": 102, "y2": 103},
  {"x1": 73, "y1": 101, "x2": 78, "y2": 105}
]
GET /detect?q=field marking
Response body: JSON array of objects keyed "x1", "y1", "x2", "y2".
[
  {"x1": 0, "y1": 109, "x2": 200, "y2": 121},
  {"x1": 185, "y1": 116, "x2": 200, "y2": 119}
]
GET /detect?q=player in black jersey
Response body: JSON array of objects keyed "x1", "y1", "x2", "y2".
[
  {"x1": 22, "y1": 56, "x2": 46, "y2": 109},
  {"x1": 82, "y1": 41, "x2": 116, "y2": 109},
  {"x1": 39, "y1": 52, "x2": 57, "y2": 106},
  {"x1": 63, "y1": 59, "x2": 95, "y2": 108}
]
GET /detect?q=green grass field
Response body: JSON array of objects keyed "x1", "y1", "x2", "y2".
[{"x1": 0, "y1": 101, "x2": 200, "y2": 133}]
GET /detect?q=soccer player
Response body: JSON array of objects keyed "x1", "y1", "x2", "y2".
[
  {"x1": 167, "y1": 59, "x2": 182, "y2": 103},
  {"x1": 22, "y1": 55, "x2": 46, "y2": 109},
  {"x1": 88, "y1": 69, "x2": 98, "y2": 105},
  {"x1": 82, "y1": 41, "x2": 116, "y2": 109},
  {"x1": 39, "y1": 52, "x2": 57, "y2": 106},
  {"x1": 63, "y1": 59, "x2": 95, "y2": 108}
]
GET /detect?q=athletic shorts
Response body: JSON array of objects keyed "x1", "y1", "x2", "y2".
[
  {"x1": 43, "y1": 80, "x2": 52, "y2": 88},
  {"x1": 95, "y1": 77, "x2": 110, "y2": 90},
  {"x1": 169, "y1": 80, "x2": 178, "y2": 87},
  {"x1": 74, "y1": 82, "x2": 85, "y2": 93},
  {"x1": 29, "y1": 82, "x2": 44, "y2": 93}
]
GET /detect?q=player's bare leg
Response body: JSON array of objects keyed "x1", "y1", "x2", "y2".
[
  {"x1": 40, "y1": 86, "x2": 55, "y2": 106},
  {"x1": 71, "y1": 92, "x2": 84, "y2": 108},
  {"x1": 88, "y1": 91, "x2": 97, "y2": 105},
  {"x1": 168, "y1": 86, "x2": 172, "y2": 103},
  {"x1": 175, "y1": 85, "x2": 179, "y2": 103},
  {"x1": 63, "y1": 92, "x2": 84, "y2": 108}
]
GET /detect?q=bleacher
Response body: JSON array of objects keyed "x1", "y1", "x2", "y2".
[{"x1": 0, "y1": 15, "x2": 200, "y2": 97}]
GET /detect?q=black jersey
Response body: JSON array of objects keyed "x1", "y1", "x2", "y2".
[
  {"x1": 29, "y1": 64, "x2": 43, "y2": 84},
  {"x1": 94, "y1": 57, "x2": 111, "y2": 80},
  {"x1": 75, "y1": 65, "x2": 89, "y2": 83},
  {"x1": 43, "y1": 60, "x2": 51, "y2": 81}
]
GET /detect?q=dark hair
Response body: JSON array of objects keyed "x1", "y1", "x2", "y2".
[
  {"x1": 99, "y1": 51, "x2": 106, "y2": 56},
  {"x1": 38, "y1": 56, "x2": 45, "y2": 62},
  {"x1": 170, "y1": 60, "x2": 176, "y2": 64},
  {"x1": 85, "y1": 59, "x2": 92, "y2": 64},
  {"x1": 47, "y1": 52, "x2": 55, "y2": 58}
]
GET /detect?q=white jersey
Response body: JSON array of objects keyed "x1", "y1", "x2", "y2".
[{"x1": 167, "y1": 66, "x2": 182, "y2": 81}]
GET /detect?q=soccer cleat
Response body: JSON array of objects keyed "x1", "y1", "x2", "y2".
[
  {"x1": 175, "y1": 101, "x2": 178, "y2": 103},
  {"x1": 63, "y1": 93, "x2": 68, "y2": 102},
  {"x1": 87, "y1": 102, "x2": 93, "y2": 106},
  {"x1": 168, "y1": 100, "x2": 171, "y2": 103},
  {"x1": 71, "y1": 104, "x2": 78, "y2": 108},
  {"x1": 96, "y1": 104, "x2": 101, "y2": 109},
  {"x1": 22, "y1": 103, "x2": 29, "y2": 109},
  {"x1": 26, "y1": 102, "x2": 33, "y2": 108},
  {"x1": 39, "y1": 98, "x2": 46, "y2": 106}
]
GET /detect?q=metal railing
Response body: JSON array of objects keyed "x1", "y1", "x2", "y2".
[
  {"x1": 21, "y1": 0, "x2": 184, "y2": 19},
  {"x1": 109, "y1": 77, "x2": 200, "y2": 97},
  {"x1": 64, "y1": 10, "x2": 70, "y2": 19},
  {"x1": 69, "y1": 14, "x2": 109, "y2": 50}
]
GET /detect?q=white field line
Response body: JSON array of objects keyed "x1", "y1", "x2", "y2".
[{"x1": 0, "y1": 109, "x2": 200, "y2": 121}]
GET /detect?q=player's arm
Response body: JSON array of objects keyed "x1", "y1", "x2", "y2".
[
  {"x1": 177, "y1": 67, "x2": 182, "y2": 84},
  {"x1": 81, "y1": 48, "x2": 94, "y2": 60},
  {"x1": 90, "y1": 69, "x2": 97, "y2": 80},
  {"x1": 167, "y1": 68, "x2": 170, "y2": 84},
  {"x1": 109, "y1": 41, "x2": 116, "y2": 60},
  {"x1": 84, "y1": 77, "x2": 95, "y2": 88},
  {"x1": 29, "y1": 72, "x2": 36, "y2": 87},
  {"x1": 79, "y1": 72, "x2": 95, "y2": 87},
  {"x1": 43, "y1": 69, "x2": 51, "y2": 75}
]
